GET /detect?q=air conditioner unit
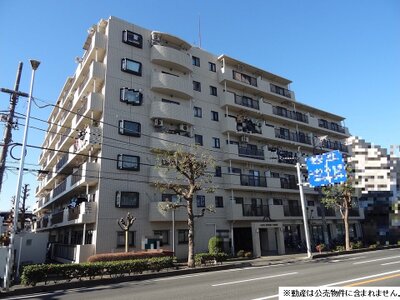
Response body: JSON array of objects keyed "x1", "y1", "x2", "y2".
[
  {"x1": 154, "y1": 118, "x2": 163, "y2": 127},
  {"x1": 179, "y1": 124, "x2": 189, "y2": 131},
  {"x1": 240, "y1": 135, "x2": 249, "y2": 143}
]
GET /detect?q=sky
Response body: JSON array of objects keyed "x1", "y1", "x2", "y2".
[{"x1": 0, "y1": 0, "x2": 399, "y2": 212}]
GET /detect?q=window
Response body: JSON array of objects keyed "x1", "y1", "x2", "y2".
[
  {"x1": 215, "y1": 166, "x2": 222, "y2": 177},
  {"x1": 120, "y1": 88, "x2": 143, "y2": 105},
  {"x1": 212, "y1": 137, "x2": 220, "y2": 149},
  {"x1": 196, "y1": 195, "x2": 205, "y2": 207},
  {"x1": 232, "y1": 70, "x2": 257, "y2": 87},
  {"x1": 210, "y1": 86, "x2": 218, "y2": 96},
  {"x1": 307, "y1": 200, "x2": 315, "y2": 206},
  {"x1": 117, "y1": 231, "x2": 135, "y2": 247},
  {"x1": 117, "y1": 154, "x2": 140, "y2": 171},
  {"x1": 273, "y1": 199, "x2": 283, "y2": 205},
  {"x1": 192, "y1": 56, "x2": 200, "y2": 67},
  {"x1": 215, "y1": 196, "x2": 224, "y2": 208},
  {"x1": 194, "y1": 134, "x2": 203, "y2": 146},
  {"x1": 193, "y1": 81, "x2": 201, "y2": 92},
  {"x1": 121, "y1": 58, "x2": 142, "y2": 76},
  {"x1": 162, "y1": 98, "x2": 180, "y2": 105},
  {"x1": 153, "y1": 230, "x2": 169, "y2": 245},
  {"x1": 119, "y1": 120, "x2": 141, "y2": 137},
  {"x1": 122, "y1": 30, "x2": 143, "y2": 48},
  {"x1": 115, "y1": 191, "x2": 139, "y2": 208},
  {"x1": 162, "y1": 193, "x2": 179, "y2": 202},
  {"x1": 178, "y1": 229, "x2": 189, "y2": 244},
  {"x1": 193, "y1": 106, "x2": 202, "y2": 118},
  {"x1": 208, "y1": 62, "x2": 216, "y2": 72},
  {"x1": 211, "y1": 111, "x2": 219, "y2": 121}
]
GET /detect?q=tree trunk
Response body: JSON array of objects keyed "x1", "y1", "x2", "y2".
[
  {"x1": 125, "y1": 230, "x2": 129, "y2": 253},
  {"x1": 187, "y1": 198, "x2": 195, "y2": 268},
  {"x1": 343, "y1": 203, "x2": 350, "y2": 251}
]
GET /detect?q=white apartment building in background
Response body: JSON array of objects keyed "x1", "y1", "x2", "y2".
[
  {"x1": 33, "y1": 16, "x2": 363, "y2": 263},
  {"x1": 347, "y1": 137, "x2": 400, "y2": 243}
]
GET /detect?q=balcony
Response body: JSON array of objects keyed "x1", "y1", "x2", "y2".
[
  {"x1": 272, "y1": 106, "x2": 308, "y2": 123},
  {"x1": 280, "y1": 178, "x2": 298, "y2": 190},
  {"x1": 148, "y1": 202, "x2": 189, "y2": 222},
  {"x1": 275, "y1": 128, "x2": 312, "y2": 145},
  {"x1": 70, "y1": 162, "x2": 99, "y2": 189},
  {"x1": 317, "y1": 206, "x2": 337, "y2": 217},
  {"x1": 322, "y1": 140, "x2": 348, "y2": 153},
  {"x1": 51, "y1": 211, "x2": 64, "y2": 225},
  {"x1": 227, "y1": 202, "x2": 270, "y2": 220},
  {"x1": 71, "y1": 92, "x2": 103, "y2": 129},
  {"x1": 150, "y1": 101, "x2": 193, "y2": 125},
  {"x1": 240, "y1": 174, "x2": 267, "y2": 187},
  {"x1": 220, "y1": 92, "x2": 268, "y2": 113},
  {"x1": 151, "y1": 44, "x2": 192, "y2": 73},
  {"x1": 217, "y1": 66, "x2": 268, "y2": 94},
  {"x1": 73, "y1": 126, "x2": 102, "y2": 155},
  {"x1": 283, "y1": 205, "x2": 302, "y2": 217},
  {"x1": 151, "y1": 72, "x2": 193, "y2": 99},
  {"x1": 224, "y1": 144, "x2": 265, "y2": 164},
  {"x1": 265, "y1": 149, "x2": 297, "y2": 166},
  {"x1": 318, "y1": 119, "x2": 347, "y2": 134},
  {"x1": 269, "y1": 83, "x2": 293, "y2": 99},
  {"x1": 149, "y1": 132, "x2": 193, "y2": 151}
]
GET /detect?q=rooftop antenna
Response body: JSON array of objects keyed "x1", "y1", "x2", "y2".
[{"x1": 198, "y1": 14, "x2": 202, "y2": 48}]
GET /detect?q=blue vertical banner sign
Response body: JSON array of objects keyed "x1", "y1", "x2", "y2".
[{"x1": 305, "y1": 150, "x2": 347, "y2": 187}]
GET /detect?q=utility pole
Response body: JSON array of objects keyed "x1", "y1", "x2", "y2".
[
  {"x1": 0, "y1": 62, "x2": 24, "y2": 194},
  {"x1": 20, "y1": 184, "x2": 29, "y2": 231}
]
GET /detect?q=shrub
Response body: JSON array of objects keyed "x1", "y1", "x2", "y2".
[
  {"x1": 244, "y1": 251, "x2": 253, "y2": 258},
  {"x1": 236, "y1": 250, "x2": 245, "y2": 258},
  {"x1": 351, "y1": 241, "x2": 363, "y2": 249},
  {"x1": 397, "y1": 240, "x2": 400, "y2": 246},
  {"x1": 21, "y1": 256, "x2": 174, "y2": 286},
  {"x1": 87, "y1": 249, "x2": 173, "y2": 263},
  {"x1": 208, "y1": 236, "x2": 222, "y2": 254},
  {"x1": 334, "y1": 245, "x2": 345, "y2": 252},
  {"x1": 195, "y1": 252, "x2": 228, "y2": 266}
]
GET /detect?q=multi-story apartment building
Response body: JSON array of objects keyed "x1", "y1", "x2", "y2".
[
  {"x1": 347, "y1": 137, "x2": 400, "y2": 244},
  {"x1": 33, "y1": 16, "x2": 363, "y2": 263}
]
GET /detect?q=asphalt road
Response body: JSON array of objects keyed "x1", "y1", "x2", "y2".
[{"x1": 5, "y1": 248, "x2": 400, "y2": 300}]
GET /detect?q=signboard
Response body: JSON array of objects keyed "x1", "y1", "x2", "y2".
[{"x1": 306, "y1": 150, "x2": 347, "y2": 187}]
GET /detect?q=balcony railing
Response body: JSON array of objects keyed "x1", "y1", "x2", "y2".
[
  {"x1": 318, "y1": 119, "x2": 346, "y2": 134},
  {"x1": 270, "y1": 83, "x2": 292, "y2": 98},
  {"x1": 68, "y1": 206, "x2": 81, "y2": 221},
  {"x1": 53, "y1": 179, "x2": 67, "y2": 198},
  {"x1": 242, "y1": 204, "x2": 269, "y2": 217},
  {"x1": 51, "y1": 211, "x2": 64, "y2": 225},
  {"x1": 273, "y1": 107, "x2": 308, "y2": 123},
  {"x1": 240, "y1": 174, "x2": 268, "y2": 187},
  {"x1": 232, "y1": 70, "x2": 257, "y2": 87},
  {"x1": 238, "y1": 146, "x2": 265, "y2": 160},
  {"x1": 283, "y1": 205, "x2": 302, "y2": 216},
  {"x1": 55, "y1": 152, "x2": 69, "y2": 172},
  {"x1": 71, "y1": 168, "x2": 83, "y2": 186},
  {"x1": 317, "y1": 206, "x2": 336, "y2": 217},
  {"x1": 280, "y1": 178, "x2": 297, "y2": 189},
  {"x1": 349, "y1": 208, "x2": 360, "y2": 217},
  {"x1": 274, "y1": 129, "x2": 312, "y2": 145},
  {"x1": 322, "y1": 140, "x2": 348, "y2": 152},
  {"x1": 234, "y1": 95, "x2": 259, "y2": 110}
]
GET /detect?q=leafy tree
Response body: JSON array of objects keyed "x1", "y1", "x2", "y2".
[
  {"x1": 155, "y1": 146, "x2": 216, "y2": 268},
  {"x1": 321, "y1": 166, "x2": 355, "y2": 251}
]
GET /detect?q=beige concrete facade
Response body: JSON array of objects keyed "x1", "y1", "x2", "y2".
[{"x1": 33, "y1": 16, "x2": 362, "y2": 262}]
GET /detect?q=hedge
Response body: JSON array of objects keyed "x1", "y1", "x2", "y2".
[
  {"x1": 195, "y1": 253, "x2": 228, "y2": 266},
  {"x1": 21, "y1": 257, "x2": 174, "y2": 286},
  {"x1": 87, "y1": 249, "x2": 174, "y2": 262}
]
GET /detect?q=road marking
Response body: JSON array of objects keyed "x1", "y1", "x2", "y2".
[
  {"x1": 331, "y1": 256, "x2": 366, "y2": 263},
  {"x1": 148, "y1": 263, "x2": 291, "y2": 282},
  {"x1": 353, "y1": 255, "x2": 400, "y2": 265},
  {"x1": 211, "y1": 272, "x2": 297, "y2": 287},
  {"x1": 346, "y1": 273, "x2": 400, "y2": 286},
  {"x1": 321, "y1": 269, "x2": 400, "y2": 287},
  {"x1": 5, "y1": 292, "x2": 55, "y2": 299},
  {"x1": 381, "y1": 260, "x2": 400, "y2": 266},
  {"x1": 251, "y1": 294, "x2": 279, "y2": 300}
]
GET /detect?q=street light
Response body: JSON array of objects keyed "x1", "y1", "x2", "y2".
[{"x1": 4, "y1": 60, "x2": 40, "y2": 290}]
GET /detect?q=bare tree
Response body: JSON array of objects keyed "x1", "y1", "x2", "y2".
[
  {"x1": 117, "y1": 212, "x2": 136, "y2": 252},
  {"x1": 155, "y1": 146, "x2": 216, "y2": 268}
]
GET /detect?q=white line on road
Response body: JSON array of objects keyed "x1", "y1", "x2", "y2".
[
  {"x1": 4, "y1": 292, "x2": 55, "y2": 300},
  {"x1": 381, "y1": 260, "x2": 400, "y2": 266},
  {"x1": 331, "y1": 256, "x2": 366, "y2": 263},
  {"x1": 353, "y1": 255, "x2": 400, "y2": 265},
  {"x1": 251, "y1": 294, "x2": 279, "y2": 300},
  {"x1": 320, "y1": 269, "x2": 400, "y2": 287},
  {"x1": 211, "y1": 272, "x2": 298, "y2": 287},
  {"x1": 147, "y1": 263, "x2": 291, "y2": 282}
]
